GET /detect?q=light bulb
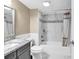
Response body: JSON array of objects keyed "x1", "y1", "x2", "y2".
[{"x1": 43, "y1": 1, "x2": 50, "y2": 7}]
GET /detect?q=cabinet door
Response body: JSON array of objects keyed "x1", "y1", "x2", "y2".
[
  {"x1": 5, "y1": 52, "x2": 16, "y2": 59},
  {"x1": 18, "y1": 50, "x2": 30, "y2": 59}
]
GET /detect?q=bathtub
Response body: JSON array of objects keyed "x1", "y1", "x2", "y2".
[{"x1": 40, "y1": 41, "x2": 71, "y2": 59}]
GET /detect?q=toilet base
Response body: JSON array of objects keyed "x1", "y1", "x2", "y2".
[{"x1": 32, "y1": 53, "x2": 42, "y2": 59}]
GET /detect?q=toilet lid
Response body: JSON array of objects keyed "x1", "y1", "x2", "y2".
[{"x1": 31, "y1": 46, "x2": 42, "y2": 51}]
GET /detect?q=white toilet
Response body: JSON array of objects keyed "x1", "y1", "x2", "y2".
[
  {"x1": 31, "y1": 46, "x2": 43, "y2": 59},
  {"x1": 30, "y1": 33, "x2": 43, "y2": 59}
]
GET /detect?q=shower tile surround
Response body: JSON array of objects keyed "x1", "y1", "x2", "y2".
[{"x1": 39, "y1": 12, "x2": 71, "y2": 46}]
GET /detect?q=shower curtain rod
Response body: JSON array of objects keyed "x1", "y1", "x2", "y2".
[{"x1": 41, "y1": 9, "x2": 71, "y2": 15}]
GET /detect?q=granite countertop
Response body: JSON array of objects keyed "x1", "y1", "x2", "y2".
[{"x1": 4, "y1": 37, "x2": 32, "y2": 56}]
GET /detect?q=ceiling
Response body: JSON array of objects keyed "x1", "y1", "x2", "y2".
[{"x1": 19, "y1": 0, "x2": 71, "y2": 14}]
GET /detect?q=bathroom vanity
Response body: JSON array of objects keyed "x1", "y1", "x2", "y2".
[{"x1": 4, "y1": 39, "x2": 31, "y2": 59}]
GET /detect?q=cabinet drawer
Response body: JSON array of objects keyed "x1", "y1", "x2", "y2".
[
  {"x1": 17, "y1": 42, "x2": 30, "y2": 56},
  {"x1": 5, "y1": 51, "x2": 16, "y2": 59}
]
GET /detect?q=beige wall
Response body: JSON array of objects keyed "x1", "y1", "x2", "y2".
[
  {"x1": 30, "y1": 9, "x2": 40, "y2": 33},
  {"x1": 11, "y1": 0, "x2": 40, "y2": 35},
  {"x1": 11, "y1": 0, "x2": 30, "y2": 35}
]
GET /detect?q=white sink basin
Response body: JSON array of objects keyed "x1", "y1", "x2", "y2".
[
  {"x1": 4, "y1": 43, "x2": 19, "y2": 51},
  {"x1": 10, "y1": 39, "x2": 27, "y2": 43}
]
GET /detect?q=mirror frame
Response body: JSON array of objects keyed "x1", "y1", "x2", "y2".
[{"x1": 4, "y1": 5, "x2": 15, "y2": 41}]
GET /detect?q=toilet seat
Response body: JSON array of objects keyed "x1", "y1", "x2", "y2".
[{"x1": 31, "y1": 46, "x2": 42, "y2": 53}]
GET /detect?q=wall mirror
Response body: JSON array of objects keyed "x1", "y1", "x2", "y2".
[{"x1": 4, "y1": 5, "x2": 15, "y2": 42}]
